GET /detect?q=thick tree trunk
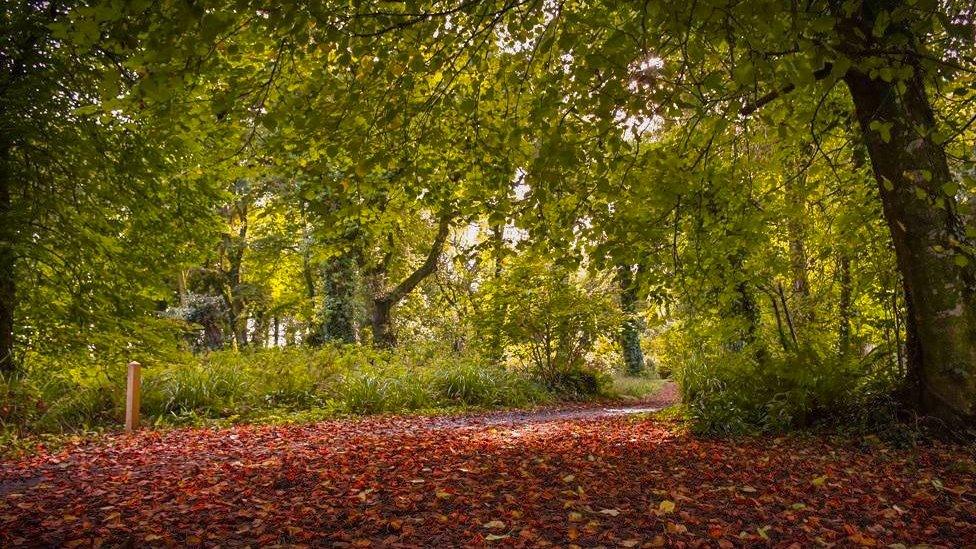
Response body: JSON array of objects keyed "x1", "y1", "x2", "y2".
[
  {"x1": 616, "y1": 264, "x2": 645, "y2": 375},
  {"x1": 842, "y1": 36, "x2": 976, "y2": 423},
  {"x1": 222, "y1": 279, "x2": 248, "y2": 350},
  {"x1": 250, "y1": 309, "x2": 268, "y2": 348},
  {"x1": 731, "y1": 267, "x2": 762, "y2": 354},
  {"x1": 311, "y1": 255, "x2": 359, "y2": 345},
  {"x1": 0, "y1": 149, "x2": 15, "y2": 375},
  {"x1": 371, "y1": 297, "x2": 396, "y2": 348}
]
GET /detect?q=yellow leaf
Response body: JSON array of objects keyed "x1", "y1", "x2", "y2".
[
  {"x1": 483, "y1": 520, "x2": 505, "y2": 529},
  {"x1": 659, "y1": 500, "x2": 676, "y2": 514}
]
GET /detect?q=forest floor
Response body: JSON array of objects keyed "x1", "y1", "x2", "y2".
[{"x1": 2, "y1": 382, "x2": 975, "y2": 547}]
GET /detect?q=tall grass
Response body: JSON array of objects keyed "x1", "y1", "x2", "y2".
[{"x1": 1, "y1": 345, "x2": 561, "y2": 435}]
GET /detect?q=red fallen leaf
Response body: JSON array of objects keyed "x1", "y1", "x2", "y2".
[{"x1": 0, "y1": 388, "x2": 974, "y2": 546}]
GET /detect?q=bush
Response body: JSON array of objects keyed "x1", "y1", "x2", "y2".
[
  {"x1": 8, "y1": 353, "x2": 126, "y2": 432},
  {"x1": 143, "y1": 361, "x2": 247, "y2": 418},
  {"x1": 475, "y1": 255, "x2": 620, "y2": 382},
  {"x1": 675, "y1": 338, "x2": 885, "y2": 435},
  {"x1": 543, "y1": 365, "x2": 610, "y2": 401},
  {"x1": 337, "y1": 370, "x2": 400, "y2": 414},
  {"x1": 430, "y1": 362, "x2": 545, "y2": 407},
  {"x1": 0, "y1": 373, "x2": 44, "y2": 429}
]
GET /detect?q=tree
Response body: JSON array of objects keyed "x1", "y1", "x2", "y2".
[
  {"x1": 368, "y1": 211, "x2": 454, "y2": 347},
  {"x1": 1, "y1": 1, "x2": 218, "y2": 370},
  {"x1": 616, "y1": 265, "x2": 645, "y2": 375},
  {"x1": 835, "y1": 1, "x2": 976, "y2": 423}
]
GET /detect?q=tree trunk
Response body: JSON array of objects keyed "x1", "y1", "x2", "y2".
[
  {"x1": 841, "y1": 7, "x2": 976, "y2": 423},
  {"x1": 0, "y1": 148, "x2": 15, "y2": 375},
  {"x1": 369, "y1": 212, "x2": 453, "y2": 348},
  {"x1": 177, "y1": 270, "x2": 189, "y2": 307},
  {"x1": 616, "y1": 264, "x2": 645, "y2": 375},
  {"x1": 371, "y1": 297, "x2": 396, "y2": 348},
  {"x1": 892, "y1": 289, "x2": 904, "y2": 375},
  {"x1": 786, "y1": 164, "x2": 813, "y2": 326},
  {"x1": 220, "y1": 200, "x2": 249, "y2": 350},
  {"x1": 837, "y1": 251, "x2": 853, "y2": 356},
  {"x1": 777, "y1": 282, "x2": 798, "y2": 349},
  {"x1": 730, "y1": 261, "x2": 762, "y2": 357},
  {"x1": 770, "y1": 293, "x2": 790, "y2": 351},
  {"x1": 311, "y1": 254, "x2": 359, "y2": 344},
  {"x1": 487, "y1": 223, "x2": 506, "y2": 363},
  {"x1": 250, "y1": 309, "x2": 268, "y2": 348}
]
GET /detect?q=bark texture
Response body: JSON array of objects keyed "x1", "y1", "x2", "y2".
[
  {"x1": 317, "y1": 255, "x2": 359, "y2": 344},
  {"x1": 616, "y1": 264, "x2": 645, "y2": 375},
  {"x1": 839, "y1": 0, "x2": 976, "y2": 424}
]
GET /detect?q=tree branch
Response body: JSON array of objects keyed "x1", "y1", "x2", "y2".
[
  {"x1": 739, "y1": 63, "x2": 834, "y2": 116},
  {"x1": 382, "y1": 210, "x2": 454, "y2": 306}
]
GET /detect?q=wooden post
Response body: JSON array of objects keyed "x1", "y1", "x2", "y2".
[{"x1": 125, "y1": 361, "x2": 141, "y2": 432}]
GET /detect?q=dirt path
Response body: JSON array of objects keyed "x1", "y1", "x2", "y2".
[
  {"x1": 2, "y1": 381, "x2": 974, "y2": 547},
  {"x1": 416, "y1": 381, "x2": 678, "y2": 431}
]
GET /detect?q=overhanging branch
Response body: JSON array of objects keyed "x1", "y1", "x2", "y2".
[
  {"x1": 739, "y1": 63, "x2": 834, "y2": 116},
  {"x1": 382, "y1": 210, "x2": 455, "y2": 306}
]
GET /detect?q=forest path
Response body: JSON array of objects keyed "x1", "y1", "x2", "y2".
[
  {"x1": 403, "y1": 381, "x2": 678, "y2": 433},
  {"x1": 2, "y1": 380, "x2": 974, "y2": 547}
]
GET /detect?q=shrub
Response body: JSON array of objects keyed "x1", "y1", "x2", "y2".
[
  {"x1": 10, "y1": 353, "x2": 126, "y2": 432},
  {"x1": 430, "y1": 362, "x2": 544, "y2": 407},
  {"x1": 337, "y1": 370, "x2": 399, "y2": 414},
  {"x1": 431, "y1": 363, "x2": 502, "y2": 406},
  {"x1": 0, "y1": 373, "x2": 43, "y2": 429},
  {"x1": 543, "y1": 365, "x2": 610, "y2": 401},
  {"x1": 142, "y1": 360, "x2": 249, "y2": 418},
  {"x1": 475, "y1": 256, "x2": 620, "y2": 383},
  {"x1": 675, "y1": 337, "x2": 887, "y2": 435}
]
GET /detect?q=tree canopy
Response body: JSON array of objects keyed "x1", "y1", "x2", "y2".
[{"x1": 2, "y1": 0, "x2": 975, "y2": 431}]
